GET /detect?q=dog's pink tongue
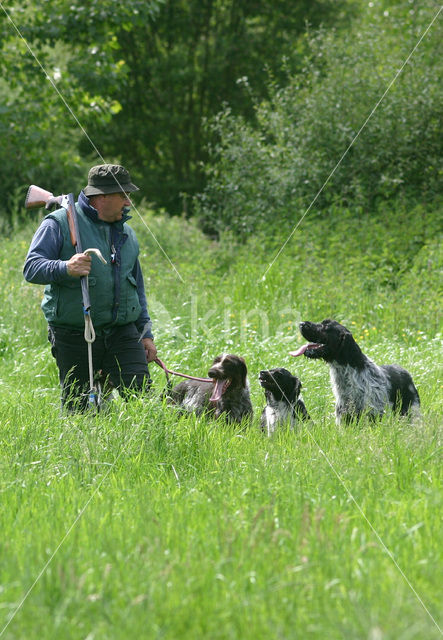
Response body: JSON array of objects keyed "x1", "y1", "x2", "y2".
[
  {"x1": 210, "y1": 379, "x2": 226, "y2": 402},
  {"x1": 289, "y1": 344, "x2": 311, "y2": 357}
]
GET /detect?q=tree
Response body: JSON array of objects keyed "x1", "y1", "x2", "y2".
[
  {"x1": 0, "y1": 0, "x2": 349, "y2": 219},
  {"x1": 195, "y1": 2, "x2": 443, "y2": 236}
]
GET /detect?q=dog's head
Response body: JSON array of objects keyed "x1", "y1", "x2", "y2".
[
  {"x1": 208, "y1": 354, "x2": 248, "y2": 402},
  {"x1": 259, "y1": 368, "x2": 302, "y2": 404},
  {"x1": 290, "y1": 319, "x2": 364, "y2": 367}
]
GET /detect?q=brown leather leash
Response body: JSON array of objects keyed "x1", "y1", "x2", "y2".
[{"x1": 154, "y1": 358, "x2": 213, "y2": 384}]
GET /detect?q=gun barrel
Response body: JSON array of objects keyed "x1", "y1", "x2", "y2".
[{"x1": 25, "y1": 185, "x2": 55, "y2": 209}]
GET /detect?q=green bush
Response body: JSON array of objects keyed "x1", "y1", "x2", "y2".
[{"x1": 196, "y1": 2, "x2": 443, "y2": 237}]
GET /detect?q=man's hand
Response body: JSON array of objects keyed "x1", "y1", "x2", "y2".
[
  {"x1": 66, "y1": 253, "x2": 92, "y2": 277},
  {"x1": 142, "y1": 338, "x2": 157, "y2": 362}
]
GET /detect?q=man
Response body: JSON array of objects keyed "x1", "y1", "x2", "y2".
[{"x1": 24, "y1": 163, "x2": 157, "y2": 411}]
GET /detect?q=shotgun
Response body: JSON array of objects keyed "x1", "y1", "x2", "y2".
[
  {"x1": 26, "y1": 184, "x2": 79, "y2": 249},
  {"x1": 25, "y1": 185, "x2": 106, "y2": 308}
]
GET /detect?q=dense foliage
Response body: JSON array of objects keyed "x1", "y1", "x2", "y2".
[
  {"x1": 196, "y1": 3, "x2": 443, "y2": 236},
  {"x1": 0, "y1": 0, "x2": 348, "y2": 217}
]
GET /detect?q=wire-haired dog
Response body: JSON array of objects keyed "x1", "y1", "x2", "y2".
[
  {"x1": 291, "y1": 319, "x2": 420, "y2": 425},
  {"x1": 259, "y1": 368, "x2": 310, "y2": 436},
  {"x1": 168, "y1": 354, "x2": 253, "y2": 423}
]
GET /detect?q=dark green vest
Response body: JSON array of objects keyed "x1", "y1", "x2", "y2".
[{"x1": 42, "y1": 205, "x2": 141, "y2": 329}]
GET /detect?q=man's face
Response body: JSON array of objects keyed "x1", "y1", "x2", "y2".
[{"x1": 95, "y1": 192, "x2": 131, "y2": 223}]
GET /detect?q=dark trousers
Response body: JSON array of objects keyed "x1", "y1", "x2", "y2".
[{"x1": 48, "y1": 323, "x2": 151, "y2": 411}]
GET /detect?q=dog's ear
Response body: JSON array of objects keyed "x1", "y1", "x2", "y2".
[
  {"x1": 287, "y1": 376, "x2": 302, "y2": 403},
  {"x1": 340, "y1": 331, "x2": 363, "y2": 367},
  {"x1": 234, "y1": 356, "x2": 248, "y2": 387},
  {"x1": 339, "y1": 331, "x2": 353, "y2": 352},
  {"x1": 294, "y1": 377, "x2": 302, "y2": 397}
]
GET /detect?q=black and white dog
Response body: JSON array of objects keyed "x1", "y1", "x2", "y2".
[
  {"x1": 259, "y1": 368, "x2": 310, "y2": 435},
  {"x1": 291, "y1": 319, "x2": 420, "y2": 424},
  {"x1": 168, "y1": 354, "x2": 253, "y2": 423}
]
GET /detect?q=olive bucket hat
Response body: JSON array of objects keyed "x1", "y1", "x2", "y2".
[{"x1": 83, "y1": 164, "x2": 139, "y2": 196}]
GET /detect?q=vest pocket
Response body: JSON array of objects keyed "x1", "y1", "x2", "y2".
[
  {"x1": 125, "y1": 274, "x2": 141, "y2": 322},
  {"x1": 43, "y1": 278, "x2": 99, "y2": 326}
]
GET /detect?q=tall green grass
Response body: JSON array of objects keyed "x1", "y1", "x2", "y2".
[{"x1": 0, "y1": 205, "x2": 441, "y2": 639}]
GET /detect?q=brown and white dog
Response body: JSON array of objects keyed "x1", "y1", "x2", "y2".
[{"x1": 168, "y1": 354, "x2": 253, "y2": 423}]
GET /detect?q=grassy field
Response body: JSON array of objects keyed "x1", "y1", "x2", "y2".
[{"x1": 0, "y1": 204, "x2": 442, "y2": 639}]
